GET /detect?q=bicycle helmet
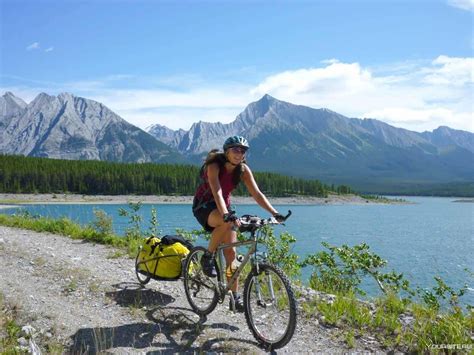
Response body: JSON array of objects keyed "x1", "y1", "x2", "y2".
[{"x1": 223, "y1": 136, "x2": 250, "y2": 151}]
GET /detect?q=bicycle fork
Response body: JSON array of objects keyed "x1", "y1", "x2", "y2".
[{"x1": 254, "y1": 269, "x2": 276, "y2": 308}]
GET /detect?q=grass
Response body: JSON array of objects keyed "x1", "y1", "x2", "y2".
[
  {"x1": 345, "y1": 329, "x2": 356, "y2": 348},
  {"x1": 88, "y1": 282, "x2": 101, "y2": 294},
  {"x1": 0, "y1": 213, "x2": 141, "y2": 257},
  {"x1": 63, "y1": 280, "x2": 78, "y2": 294},
  {"x1": 301, "y1": 291, "x2": 474, "y2": 352},
  {"x1": 33, "y1": 256, "x2": 47, "y2": 267},
  {"x1": 106, "y1": 250, "x2": 126, "y2": 259},
  {"x1": 405, "y1": 304, "x2": 474, "y2": 352},
  {"x1": 0, "y1": 292, "x2": 65, "y2": 354},
  {"x1": 0, "y1": 293, "x2": 22, "y2": 353}
]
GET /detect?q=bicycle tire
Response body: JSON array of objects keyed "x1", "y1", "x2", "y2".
[
  {"x1": 135, "y1": 252, "x2": 151, "y2": 285},
  {"x1": 183, "y1": 246, "x2": 219, "y2": 316},
  {"x1": 243, "y1": 263, "x2": 297, "y2": 350}
]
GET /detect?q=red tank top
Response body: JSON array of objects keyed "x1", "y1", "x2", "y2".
[{"x1": 194, "y1": 165, "x2": 236, "y2": 208}]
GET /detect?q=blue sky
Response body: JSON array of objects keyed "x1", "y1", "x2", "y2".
[{"x1": 1, "y1": 0, "x2": 473, "y2": 132}]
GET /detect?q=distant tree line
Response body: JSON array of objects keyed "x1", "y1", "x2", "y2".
[{"x1": 0, "y1": 154, "x2": 353, "y2": 196}]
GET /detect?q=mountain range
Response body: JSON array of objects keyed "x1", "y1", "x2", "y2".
[
  {"x1": 1, "y1": 92, "x2": 473, "y2": 194},
  {"x1": 0, "y1": 92, "x2": 184, "y2": 163},
  {"x1": 148, "y1": 94, "x2": 474, "y2": 193}
]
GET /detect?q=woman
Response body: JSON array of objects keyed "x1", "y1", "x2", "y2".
[{"x1": 192, "y1": 135, "x2": 285, "y2": 312}]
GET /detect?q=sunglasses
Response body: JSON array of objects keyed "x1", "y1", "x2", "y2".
[{"x1": 229, "y1": 147, "x2": 247, "y2": 154}]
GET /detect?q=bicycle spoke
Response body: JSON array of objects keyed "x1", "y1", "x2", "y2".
[
  {"x1": 183, "y1": 246, "x2": 219, "y2": 315},
  {"x1": 244, "y1": 263, "x2": 296, "y2": 349}
]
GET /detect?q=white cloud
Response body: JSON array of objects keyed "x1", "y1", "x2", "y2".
[
  {"x1": 251, "y1": 56, "x2": 473, "y2": 132},
  {"x1": 26, "y1": 42, "x2": 40, "y2": 50},
  {"x1": 422, "y1": 55, "x2": 474, "y2": 85},
  {"x1": 90, "y1": 88, "x2": 253, "y2": 130},
  {"x1": 447, "y1": 0, "x2": 474, "y2": 11},
  {"x1": 252, "y1": 61, "x2": 374, "y2": 97},
  {"x1": 45, "y1": 47, "x2": 54, "y2": 52},
  {"x1": 363, "y1": 107, "x2": 473, "y2": 133}
]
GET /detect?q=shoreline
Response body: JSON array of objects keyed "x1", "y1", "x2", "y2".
[{"x1": 0, "y1": 193, "x2": 407, "y2": 209}]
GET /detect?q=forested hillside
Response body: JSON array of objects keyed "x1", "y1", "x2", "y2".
[{"x1": 0, "y1": 154, "x2": 351, "y2": 196}]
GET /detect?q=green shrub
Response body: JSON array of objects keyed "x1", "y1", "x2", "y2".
[
  {"x1": 302, "y1": 242, "x2": 413, "y2": 297},
  {"x1": 261, "y1": 226, "x2": 301, "y2": 279},
  {"x1": 90, "y1": 208, "x2": 114, "y2": 238}
]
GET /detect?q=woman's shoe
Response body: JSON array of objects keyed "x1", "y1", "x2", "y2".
[
  {"x1": 200, "y1": 252, "x2": 217, "y2": 277},
  {"x1": 229, "y1": 292, "x2": 244, "y2": 313}
]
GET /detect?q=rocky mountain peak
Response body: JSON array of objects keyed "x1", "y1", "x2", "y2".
[
  {"x1": 30, "y1": 92, "x2": 57, "y2": 108},
  {"x1": 58, "y1": 92, "x2": 76, "y2": 103},
  {"x1": 423, "y1": 125, "x2": 474, "y2": 153},
  {"x1": 245, "y1": 94, "x2": 275, "y2": 117},
  {"x1": 0, "y1": 91, "x2": 28, "y2": 120},
  {"x1": 0, "y1": 92, "x2": 187, "y2": 163},
  {"x1": 259, "y1": 93, "x2": 277, "y2": 105},
  {"x1": 147, "y1": 123, "x2": 186, "y2": 146},
  {"x1": 3, "y1": 91, "x2": 24, "y2": 100},
  {"x1": 432, "y1": 126, "x2": 455, "y2": 135},
  {"x1": 2, "y1": 91, "x2": 27, "y2": 106}
]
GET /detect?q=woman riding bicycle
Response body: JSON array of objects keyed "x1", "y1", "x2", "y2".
[{"x1": 192, "y1": 135, "x2": 285, "y2": 312}]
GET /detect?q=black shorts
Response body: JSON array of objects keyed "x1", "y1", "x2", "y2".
[{"x1": 192, "y1": 199, "x2": 217, "y2": 232}]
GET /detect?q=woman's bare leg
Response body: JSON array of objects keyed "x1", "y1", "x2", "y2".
[{"x1": 207, "y1": 209, "x2": 238, "y2": 292}]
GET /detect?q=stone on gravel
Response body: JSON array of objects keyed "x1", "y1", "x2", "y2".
[
  {"x1": 18, "y1": 337, "x2": 28, "y2": 347},
  {"x1": 21, "y1": 325, "x2": 36, "y2": 335}
]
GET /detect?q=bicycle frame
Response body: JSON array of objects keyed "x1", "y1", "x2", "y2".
[{"x1": 213, "y1": 230, "x2": 266, "y2": 300}]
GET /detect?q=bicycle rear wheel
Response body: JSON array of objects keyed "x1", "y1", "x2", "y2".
[
  {"x1": 183, "y1": 246, "x2": 219, "y2": 316},
  {"x1": 243, "y1": 263, "x2": 297, "y2": 350}
]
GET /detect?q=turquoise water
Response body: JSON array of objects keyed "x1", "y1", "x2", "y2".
[{"x1": 2, "y1": 196, "x2": 473, "y2": 304}]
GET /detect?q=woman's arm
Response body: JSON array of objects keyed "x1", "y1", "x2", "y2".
[
  {"x1": 207, "y1": 163, "x2": 230, "y2": 217},
  {"x1": 242, "y1": 164, "x2": 279, "y2": 216}
]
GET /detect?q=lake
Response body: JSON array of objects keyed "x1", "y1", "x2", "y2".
[{"x1": 2, "y1": 196, "x2": 473, "y2": 305}]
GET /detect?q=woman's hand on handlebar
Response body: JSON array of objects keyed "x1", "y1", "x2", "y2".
[
  {"x1": 272, "y1": 212, "x2": 286, "y2": 223},
  {"x1": 272, "y1": 210, "x2": 292, "y2": 223},
  {"x1": 223, "y1": 211, "x2": 241, "y2": 228}
]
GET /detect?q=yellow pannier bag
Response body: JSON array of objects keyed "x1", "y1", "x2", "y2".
[
  {"x1": 137, "y1": 236, "x2": 161, "y2": 274},
  {"x1": 137, "y1": 236, "x2": 190, "y2": 279},
  {"x1": 154, "y1": 242, "x2": 190, "y2": 278}
]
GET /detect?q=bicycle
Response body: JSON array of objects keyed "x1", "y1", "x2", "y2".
[{"x1": 182, "y1": 211, "x2": 297, "y2": 350}]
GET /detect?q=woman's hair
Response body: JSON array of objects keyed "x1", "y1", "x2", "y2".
[{"x1": 204, "y1": 149, "x2": 246, "y2": 186}]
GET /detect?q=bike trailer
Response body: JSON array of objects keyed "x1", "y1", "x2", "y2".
[{"x1": 136, "y1": 235, "x2": 192, "y2": 280}]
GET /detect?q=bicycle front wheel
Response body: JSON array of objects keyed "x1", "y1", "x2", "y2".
[
  {"x1": 183, "y1": 246, "x2": 219, "y2": 316},
  {"x1": 243, "y1": 263, "x2": 297, "y2": 350}
]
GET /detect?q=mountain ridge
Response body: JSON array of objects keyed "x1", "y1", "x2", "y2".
[
  {"x1": 147, "y1": 94, "x2": 474, "y2": 192},
  {"x1": 0, "y1": 92, "x2": 186, "y2": 163},
  {"x1": 1, "y1": 91, "x2": 472, "y2": 194}
]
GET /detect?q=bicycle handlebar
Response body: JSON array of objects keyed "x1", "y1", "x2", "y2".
[{"x1": 237, "y1": 210, "x2": 292, "y2": 233}]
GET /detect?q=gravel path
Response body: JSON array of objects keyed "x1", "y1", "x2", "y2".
[{"x1": 0, "y1": 226, "x2": 380, "y2": 353}]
